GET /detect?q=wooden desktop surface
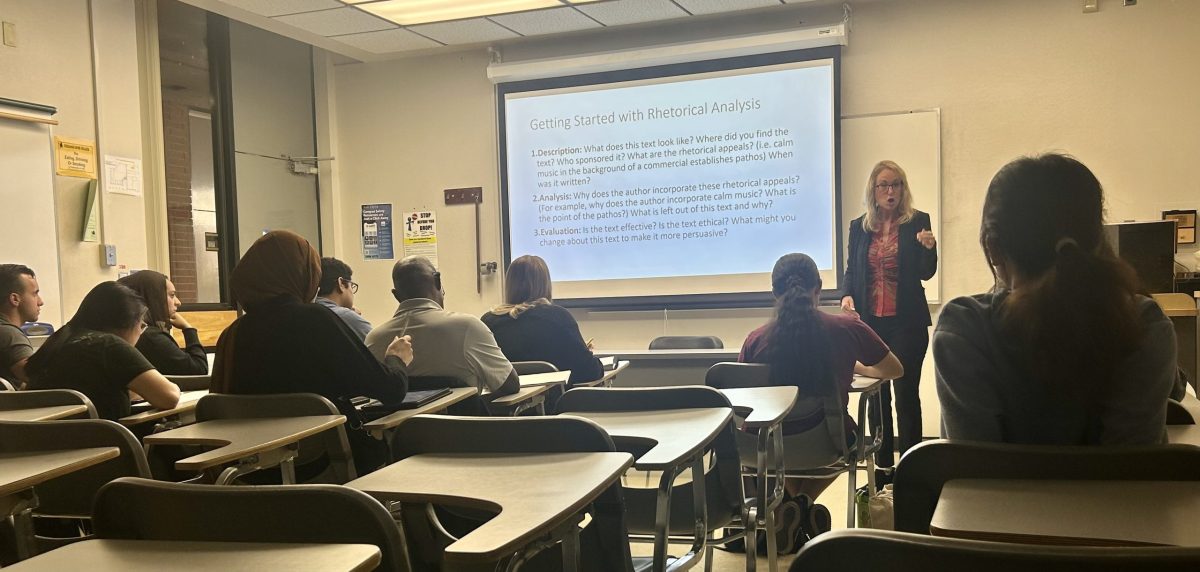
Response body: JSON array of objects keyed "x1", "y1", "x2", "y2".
[
  {"x1": 518, "y1": 370, "x2": 571, "y2": 387},
  {"x1": 363, "y1": 387, "x2": 477, "y2": 436},
  {"x1": 2, "y1": 539, "x2": 381, "y2": 572},
  {"x1": 118, "y1": 390, "x2": 207, "y2": 426},
  {"x1": 719, "y1": 386, "x2": 798, "y2": 429},
  {"x1": 0, "y1": 404, "x2": 90, "y2": 422},
  {"x1": 0, "y1": 447, "x2": 120, "y2": 497},
  {"x1": 567, "y1": 407, "x2": 732, "y2": 470},
  {"x1": 347, "y1": 452, "x2": 633, "y2": 563},
  {"x1": 931, "y1": 479, "x2": 1200, "y2": 547},
  {"x1": 143, "y1": 415, "x2": 345, "y2": 472}
]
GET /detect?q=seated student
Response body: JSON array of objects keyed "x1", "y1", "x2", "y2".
[
  {"x1": 118, "y1": 270, "x2": 208, "y2": 375},
  {"x1": 315, "y1": 257, "x2": 372, "y2": 342},
  {"x1": 482, "y1": 255, "x2": 603, "y2": 385},
  {"x1": 366, "y1": 256, "x2": 519, "y2": 396},
  {"x1": 25, "y1": 282, "x2": 180, "y2": 420},
  {"x1": 740, "y1": 253, "x2": 903, "y2": 552},
  {"x1": 0, "y1": 264, "x2": 43, "y2": 387},
  {"x1": 212, "y1": 230, "x2": 411, "y2": 474},
  {"x1": 934, "y1": 153, "x2": 1176, "y2": 445}
]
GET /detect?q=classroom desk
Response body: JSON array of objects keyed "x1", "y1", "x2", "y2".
[
  {"x1": 930, "y1": 479, "x2": 1200, "y2": 547},
  {"x1": 487, "y1": 384, "x2": 552, "y2": 416},
  {"x1": 0, "y1": 404, "x2": 90, "y2": 422},
  {"x1": 118, "y1": 390, "x2": 208, "y2": 432},
  {"x1": 2, "y1": 539, "x2": 381, "y2": 571},
  {"x1": 0, "y1": 447, "x2": 120, "y2": 560},
  {"x1": 719, "y1": 386, "x2": 797, "y2": 572},
  {"x1": 519, "y1": 370, "x2": 572, "y2": 387},
  {"x1": 347, "y1": 451, "x2": 634, "y2": 570},
  {"x1": 567, "y1": 407, "x2": 734, "y2": 572},
  {"x1": 142, "y1": 415, "x2": 345, "y2": 485},
  {"x1": 850, "y1": 375, "x2": 890, "y2": 497},
  {"x1": 578, "y1": 360, "x2": 631, "y2": 388},
  {"x1": 363, "y1": 387, "x2": 478, "y2": 439},
  {"x1": 1168, "y1": 424, "x2": 1200, "y2": 447},
  {"x1": 592, "y1": 349, "x2": 740, "y2": 387},
  {"x1": 1153, "y1": 293, "x2": 1199, "y2": 393}
]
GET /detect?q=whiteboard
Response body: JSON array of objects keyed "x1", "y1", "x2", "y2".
[
  {"x1": 0, "y1": 115, "x2": 63, "y2": 325},
  {"x1": 840, "y1": 110, "x2": 942, "y2": 303}
]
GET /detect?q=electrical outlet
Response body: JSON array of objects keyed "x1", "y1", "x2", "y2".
[
  {"x1": 102, "y1": 244, "x2": 117, "y2": 267},
  {"x1": 444, "y1": 187, "x2": 483, "y2": 205},
  {"x1": 2, "y1": 22, "x2": 16, "y2": 47}
]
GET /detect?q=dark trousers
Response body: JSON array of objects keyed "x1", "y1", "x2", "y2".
[{"x1": 864, "y1": 316, "x2": 929, "y2": 468}]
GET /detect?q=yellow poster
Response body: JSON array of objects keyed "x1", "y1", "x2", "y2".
[{"x1": 54, "y1": 136, "x2": 97, "y2": 179}]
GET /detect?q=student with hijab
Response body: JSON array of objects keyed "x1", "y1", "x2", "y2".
[
  {"x1": 26, "y1": 281, "x2": 180, "y2": 420},
  {"x1": 212, "y1": 230, "x2": 412, "y2": 474},
  {"x1": 118, "y1": 270, "x2": 207, "y2": 375}
]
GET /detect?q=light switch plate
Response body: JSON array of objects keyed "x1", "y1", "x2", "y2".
[
  {"x1": 2, "y1": 22, "x2": 16, "y2": 47},
  {"x1": 102, "y1": 244, "x2": 117, "y2": 267}
]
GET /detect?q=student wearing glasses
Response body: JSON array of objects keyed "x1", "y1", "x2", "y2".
[
  {"x1": 315, "y1": 257, "x2": 373, "y2": 342},
  {"x1": 25, "y1": 281, "x2": 181, "y2": 421},
  {"x1": 842, "y1": 160, "x2": 938, "y2": 474}
]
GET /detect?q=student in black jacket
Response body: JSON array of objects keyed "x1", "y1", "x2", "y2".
[
  {"x1": 482, "y1": 255, "x2": 603, "y2": 385},
  {"x1": 118, "y1": 270, "x2": 207, "y2": 375},
  {"x1": 841, "y1": 160, "x2": 938, "y2": 470}
]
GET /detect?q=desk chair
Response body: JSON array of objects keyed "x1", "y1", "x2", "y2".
[
  {"x1": 512, "y1": 361, "x2": 558, "y2": 375},
  {"x1": 164, "y1": 374, "x2": 210, "y2": 392},
  {"x1": 191, "y1": 393, "x2": 357, "y2": 484},
  {"x1": 790, "y1": 528, "x2": 1200, "y2": 572},
  {"x1": 707, "y1": 363, "x2": 875, "y2": 528},
  {"x1": 893, "y1": 440, "x2": 1200, "y2": 534},
  {"x1": 0, "y1": 389, "x2": 97, "y2": 419},
  {"x1": 0, "y1": 419, "x2": 150, "y2": 557},
  {"x1": 556, "y1": 386, "x2": 744, "y2": 572},
  {"x1": 648, "y1": 336, "x2": 724, "y2": 350},
  {"x1": 92, "y1": 477, "x2": 411, "y2": 572},
  {"x1": 391, "y1": 414, "x2": 635, "y2": 572}
]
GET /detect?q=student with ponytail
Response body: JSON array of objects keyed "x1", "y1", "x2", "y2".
[
  {"x1": 740, "y1": 253, "x2": 902, "y2": 551},
  {"x1": 934, "y1": 153, "x2": 1176, "y2": 444}
]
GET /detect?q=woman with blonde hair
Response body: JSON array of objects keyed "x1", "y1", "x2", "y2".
[
  {"x1": 482, "y1": 255, "x2": 602, "y2": 385},
  {"x1": 841, "y1": 160, "x2": 938, "y2": 474}
]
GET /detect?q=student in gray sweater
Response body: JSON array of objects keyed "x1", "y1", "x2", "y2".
[{"x1": 934, "y1": 154, "x2": 1176, "y2": 445}]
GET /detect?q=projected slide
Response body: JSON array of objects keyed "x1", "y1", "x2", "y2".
[{"x1": 503, "y1": 57, "x2": 836, "y2": 301}]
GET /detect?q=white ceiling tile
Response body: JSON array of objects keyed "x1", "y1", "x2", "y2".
[
  {"x1": 274, "y1": 7, "x2": 395, "y2": 37},
  {"x1": 489, "y1": 7, "x2": 603, "y2": 36},
  {"x1": 333, "y1": 28, "x2": 443, "y2": 53},
  {"x1": 575, "y1": 0, "x2": 688, "y2": 26},
  {"x1": 220, "y1": 0, "x2": 343, "y2": 18},
  {"x1": 408, "y1": 18, "x2": 521, "y2": 45},
  {"x1": 674, "y1": 0, "x2": 784, "y2": 16}
]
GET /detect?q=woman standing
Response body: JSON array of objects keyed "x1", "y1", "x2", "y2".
[
  {"x1": 842, "y1": 160, "x2": 937, "y2": 471},
  {"x1": 118, "y1": 270, "x2": 208, "y2": 375}
]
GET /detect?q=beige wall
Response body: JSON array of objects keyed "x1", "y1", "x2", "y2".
[
  {"x1": 0, "y1": 0, "x2": 148, "y2": 319},
  {"x1": 329, "y1": 0, "x2": 1200, "y2": 347}
]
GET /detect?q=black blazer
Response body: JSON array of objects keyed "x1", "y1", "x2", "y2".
[{"x1": 843, "y1": 209, "x2": 938, "y2": 328}]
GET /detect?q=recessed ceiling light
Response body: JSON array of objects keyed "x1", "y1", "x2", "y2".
[{"x1": 343, "y1": 0, "x2": 605, "y2": 26}]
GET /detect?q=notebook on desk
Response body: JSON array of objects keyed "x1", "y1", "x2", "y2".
[{"x1": 355, "y1": 388, "x2": 453, "y2": 415}]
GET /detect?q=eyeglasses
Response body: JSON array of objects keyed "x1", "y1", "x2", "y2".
[
  {"x1": 874, "y1": 181, "x2": 905, "y2": 191},
  {"x1": 340, "y1": 277, "x2": 359, "y2": 294}
]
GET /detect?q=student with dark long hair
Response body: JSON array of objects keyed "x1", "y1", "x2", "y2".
[
  {"x1": 935, "y1": 154, "x2": 1176, "y2": 444},
  {"x1": 26, "y1": 282, "x2": 180, "y2": 420},
  {"x1": 740, "y1": 253, "x2": 902, "y2": 551},
  {"x1": 118, "y1": 270, "x2": 208, "y2": 375},
  {"x1": 482, "y1": 255, "x2": 602, "y2": 385}
]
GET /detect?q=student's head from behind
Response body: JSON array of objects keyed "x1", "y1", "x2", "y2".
[
  {"x1": 118, "y1": 270, "x2": 180, "y2": 329},
  {"x1": 318, "y1": 257, "x2": 357, "y2": 309},
  {"x1": 391, "y1": 256, "x2": 442, "y2": 307},
  {"x1": 71, "y1": 281, "x2": 149, "y2": 345},
  {"x1": 766, "y1": 253, "x2": 831, "y2": 394},
  {"x1": 862, "y1": 160, "x2": 914, "y2": 231},
  {"x1": 505, "y1": 255, "x2": 552, "y2": 305},
  {"x1": 0, "y1": 264, "x2": 42, "y2": 323},
  {"x1": 231, "y1": 230, "x2": 321, "y2": 312},
  {"x1": 980, "y1": 153, "x2": 1140, "y2": 398}
]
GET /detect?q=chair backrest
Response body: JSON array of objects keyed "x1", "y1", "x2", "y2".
[
  {"x1": 556, "y1": 386, "x2": 743, "y2": 535},
  {"x1": 791, "y1": 528, "x2": 1200, "y2": 572},
  {"x1": 0, "y1": 420, "x2": 149, "y2": 517},
  {"x1": 0, "y1": 388, "x2": 97, "y2": 418},
  {"x1": 648, "y1": 335, "x2": 723, "y2": 350},
  {"x1": 0, "y1": 377, "x2": 13, "y2": 390},
  {"x1": 512, "y1": 361, "x2": 558, "y2": 375},
  {"x1": 1166, "y1": 399, "x2": 1195, "y2": 425},
  {"x1": 93, "y1": 477, "x2": 410, "y2": 572},
  {"x1": 194, "y1": 393, "x2": 356, "y2": 483},
  {"x1": 893, "y1": 440, "x2": 1200, "y2": 533}
]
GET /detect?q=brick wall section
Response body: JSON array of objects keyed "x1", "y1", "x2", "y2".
[{"x1": 162, "y1": 99, "x2": 198, "y2": 303}]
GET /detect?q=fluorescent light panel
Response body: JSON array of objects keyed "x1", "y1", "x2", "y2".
[{"x1": 345, "y1": 0, "x2": 605, "y2": 26}]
